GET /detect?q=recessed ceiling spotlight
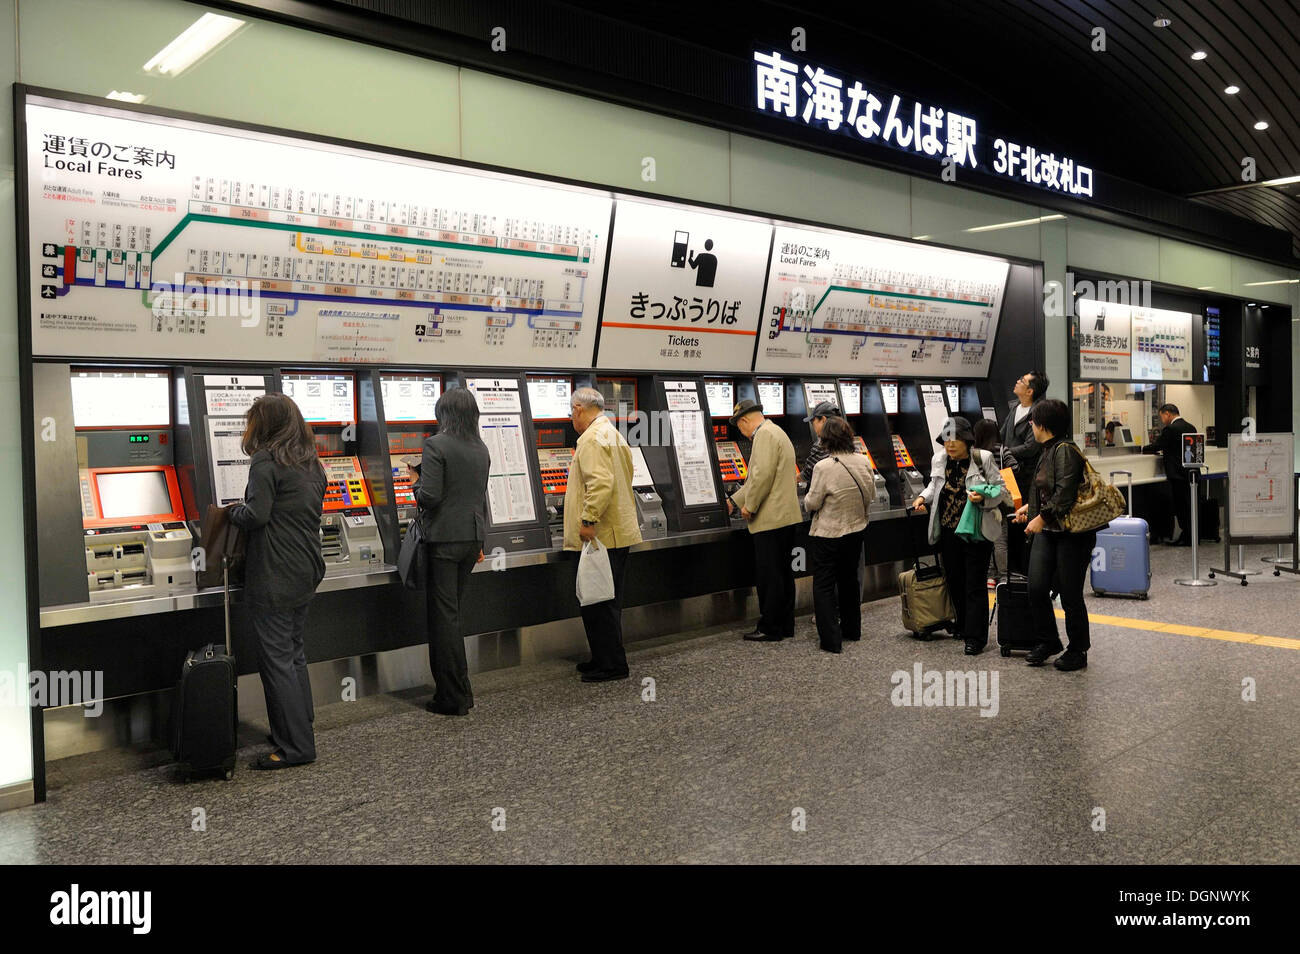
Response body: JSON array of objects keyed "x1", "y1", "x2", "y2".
[
  {"x1": 1190, "y1": 50, "x2": 1207, "y2": 60},
  {"x1": 1224, "y1": 85, "x2": 1240, "y2": 94},
  {"x1": 1153, "y1": 16, "x2": 1172, "y2": 27},
  {"x1": 1254, "y1": 120, "x2": 1269, "y2": 130}
]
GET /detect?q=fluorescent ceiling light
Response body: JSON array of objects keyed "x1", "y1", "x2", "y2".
[
  {"x1": 911, "y1": 235, "x2": 932, "y2": 241},
  {"x1": 143, "y1": 13, "x2": 244, "y2": 76},
  {"x1": 964, "y1": 214, "x2": 1065, "y2": 233},
  {"x1": 106, "y1": 90, "x2": 146, "y2": 103},
  {"x1": 1254, "y1": 120, "x2": 1269, "y2": 130},
  {"x1": 1190, "y1": 50, "x2": 1207, "y2": 60},
  {"x1": 1224, "y1": 85, "x2": 1240, "y2": 94},
  {"x1": 1242, "y1": 279, "x2": 1298, "y2": 286},
  {"x1": 1261, "y1": 174, "x2": 1300, "y2": 186},
  {"x1": 1196, "y1": 285, "x2": 1215, "y2": 290}
]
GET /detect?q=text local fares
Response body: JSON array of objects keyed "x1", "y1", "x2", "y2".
[{"x1": 44, "y1": 155, "x2": 143, "y2": 178}]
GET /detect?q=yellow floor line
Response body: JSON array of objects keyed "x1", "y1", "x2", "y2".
[{"x1": 984, "y1": 591, "x2": 1300, "y2": 649}]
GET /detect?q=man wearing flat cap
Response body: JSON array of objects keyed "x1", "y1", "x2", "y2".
[
  {"x1": 798, "y1": 401, "x2": 843, "y2": 489},
  {"x1": 728, "y1": 399, "x2": 802, "y2": 642}
]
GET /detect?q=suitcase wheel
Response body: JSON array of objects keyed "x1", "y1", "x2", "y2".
[
  {"x1": 224, "y1": 770, "x2": 234, "y2": 781},
  {"x1": 1241, "y1": 579, "x2": 1248, "y2": 587},
  {"x1": 1000, "y1": 647, "x2": 1011, "y2": 657},
  {"x1": 1140, "y1": 593, "x2": 1149, "y2": 600},
  {"x1": 1207, "y1": 571, "x2": 1215, "y2": 579}
]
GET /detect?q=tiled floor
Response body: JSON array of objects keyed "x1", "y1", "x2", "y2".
[{"x1": 3, "y1": 540, "x2": 1297, "y2": 864}]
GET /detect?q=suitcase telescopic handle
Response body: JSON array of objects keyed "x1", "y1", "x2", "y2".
[{"x1": 1109, "y1": 470, "x2": 1135, "y2": 518}]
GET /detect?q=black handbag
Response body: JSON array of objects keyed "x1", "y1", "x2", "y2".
[{"x1": 397, "y1": 517, "x2": 426, "y2": 590}]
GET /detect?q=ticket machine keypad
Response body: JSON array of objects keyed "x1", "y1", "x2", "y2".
[
  {"x1": 853, "y1": 437, "x2": 877, "y2": 470},
  {"x1": 538, "y1": 448, "x2": 574, "y2": 495},
  {"x1": 891, "y1": 434, "x2": 915, "y2": 468},
  {"x1": 321, "y1": 457, "x2": 371, "y2": 512},
  {"x1": 715, "y1": 440, "x2": 749, "y2": 482}
]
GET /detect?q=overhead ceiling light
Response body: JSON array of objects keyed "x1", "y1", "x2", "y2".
[
  {"x1": 1261, "y1": 174, "x2": 1300, "y2": 186},
  {"x1": 1190, "y1": 50, "x2": 1207, "y2": 60},
  {"x1": 106, "y1": 90, "x2": 146, "y2": 103},
  {"x1": 143, "y1": 13, "x2": 245, "y2": 76},
  {"x1": 1242, "y1": 279, "x2": 1298, "y2": 286},
  {"x1": 1153, "y1": 16, "x2": 1172, "y2": 27},
  {"x1": 1224, "y1": 85, "x2": 1240, "y2": 95},
  {"x1": 964, "y1": 214, "x2": 1065, "y2": 234},
  {"x1": 1254, "y1": 120, "x2": 1269, "y2": 130},
  {"x1": 911, "y1": 235, "x2": 932, "y2": 241}
]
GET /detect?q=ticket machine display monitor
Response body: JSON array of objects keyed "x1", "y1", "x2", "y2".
[
  {"x1": 282, "y1": 372, "x2": 355, "y2": 425},
  {"x1": 839, "y1": 380, "x2": 862, "y2": 416},
  {"x1": 757, "y1": 378, "x2": 784, "y2": 416},
  {"x1": 72, "y1": 369, "x2": 171, "y2": 428},
  {"x1": 381, "y1": 374, "x2": 440, "y2": 422},
  {"x1": 94, "y1": 469, "x2": 175, "y2": 521},
  {"x1": 944, "y1": 383, "x2": 961, "y2": 415},
  {"x1": 879, "y1": 380, "x2": 900, "y2": 415},
  {"x1": 527, "y1": 375, "x2": 574, "y2": 422},
  {"x1": 704, "y1": 379, "x2": 734, "y2": 418}
]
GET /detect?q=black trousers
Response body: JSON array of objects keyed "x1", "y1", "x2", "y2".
[
  {"x1": 1167, "y1": 476, "x2": 1192, "y2": 541},
  {"x1": 426, "y1": 541, "x2": 479, "y2": 710},
  {"x1": 752, "y1": 524, "x2": 797, "y2": 639},
  {"x1": 938, "y1": 527, "x2": 993, "y2": 647},
  {"x1": 252, "y1": 602, "x2": 316, "y2": 764},
  {"x1": 579, "y1": 545, "x2": 631, "y2": 673},
  {"x1": 809, "y1": 531, "x2": 864, "y2": 651},
  {"x1": 1027, "y1": 529, "x2": 1096, "y2": 653}
]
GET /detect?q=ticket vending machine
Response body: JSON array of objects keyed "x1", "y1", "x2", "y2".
[
  {"x1": 70, "y1": 368, "x2": 196, "y2": 602},
  {"x1": 837, "y1": 378, "x2": 891, "y2": 507},
  {"x1": 526, "y1": 372, "x2": 575, "y2": 542},
  {"x1": 464, "y1": 373, "x2": 551, "y2": 552},
  {"x1": 377, "y1": 371, "x2": 442, "y2": 537},
  {"x1": 280, "y1": 370, "x2": 383, "y2": 576},
  {"x1": 628, "y1": 444, "x2": 668, "y2": 540},
  {"x1": 879, "y1": 379, "x2": 929, "y2": 504},
  {"x1": 702, "y1": 376, "x2": 749, "y2": 526},
  {"x1": 594, "y1": 376, "x2": 668, "y2": 539},
  {"x1": 636, "y1": 376, "x2": 728, "y2": 532}
]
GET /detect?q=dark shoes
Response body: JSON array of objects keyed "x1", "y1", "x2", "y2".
[
  {"x1": 1054, "y1": 650, "x2": 1088, "y2": 671},
  {"x1": 251, "y1": 751, "x2": 311, "y2": 771},
  {"x1": 1025, "y1": 640, "x2": 1064, "y2": 666},
  {"x1": 425, "y1": 700, "x2": 469, "y2": 716},
  {"x1": 575, "y1": 660, "x2": 599, "y2": 673},
  {"x1": 964, "y1": 640, "x2": 985, "y2": 656},
  {"x1": 744, "y1": 630, "x2": 783, "y2": 642},
  {"x1": 581, "y1": 669, "x2": 630, "y2": 683}
]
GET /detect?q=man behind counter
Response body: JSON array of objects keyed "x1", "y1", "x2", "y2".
[{"x1": 727, "y1": 399, "x2": 802, "y2": 643}]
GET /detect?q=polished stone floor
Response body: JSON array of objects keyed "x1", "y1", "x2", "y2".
[{"x1": 3, "y1": 539, "x2": 1298, "y2": 864}]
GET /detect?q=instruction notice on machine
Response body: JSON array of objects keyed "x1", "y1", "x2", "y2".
[
  {"x1": 203, "y1": 376, "x2": 265, "y2": 416},
  {"x1": 1227, "y1": 433, "x2": 1295, "y2": 537},
  {"x1": 663, "y1": 379, "x2": 702, "y2": 411},
  {"x1": 466, "y1": 378, "x2": 523, "y2": 413},
  {"x1": 921, "y1": 384, "x2": 950, "y2": 444},
  {"x1": 480, "y1": 414, "x2": 536, "y2": 524},
  {"x1": 206, "y1": 417, "x2": 252, "y2": 505},
  {"x1": 669, "y1": 409, "x2": 717, "y2": 507}
]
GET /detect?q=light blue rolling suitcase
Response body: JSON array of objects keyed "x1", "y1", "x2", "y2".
[{"x1": 1090, "y1": 470, "x2": 1150, "y2": 600}]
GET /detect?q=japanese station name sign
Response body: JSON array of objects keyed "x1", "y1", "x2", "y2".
[{"x1": 753, "y1": 50, "x2": 1095, "y2": 200}]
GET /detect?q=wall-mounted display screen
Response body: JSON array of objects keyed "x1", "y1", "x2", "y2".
[
  {"x1": 1203, "y1": 306, "x2": 1221, "y2": 383},
  {"x1": 71, "y1": 370, "x2": 170, "y2": 428},
  {"x1": 838, "y1": 380, "x2": 861, "y2": 415},
  {"x1": 380, "y1": 374, "x2": 441, "y2": 422},
  {"x1": 95, "y1": 470, "x2": 172, "y2": 520},
  {"x1": 756, "y1": 378, "x2": 784, "y2": 416},
  {"x1": 944, "y1": 383, "x2": 961, "y2": 414},
  {"x1": 879, "y1": 380, "x2": 900, "y2": 415},
  {"x1": 527, "y1": 375, "x2": 574, "y2": 421},
  {"x1": 282, "y1": 373, "x2": 355, "y2": 424},
  {"x1": 704, "y1": 379, "x2": 735, "y2": 418}
]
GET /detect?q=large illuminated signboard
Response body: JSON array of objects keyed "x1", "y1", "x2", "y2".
[
  {"x1": 22, "y1": 93, "x2": 612, "y2": 367},
  {"x1": 753, "y1": 50, "x2": 1095, "y2": 199},
  {"x1": 757, "y1": 225, "x2": 1009, "y2": 377}
]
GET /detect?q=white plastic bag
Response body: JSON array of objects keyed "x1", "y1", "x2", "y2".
[{"x1": 576, "y1": 539, "x2": 615, "y2": 606}]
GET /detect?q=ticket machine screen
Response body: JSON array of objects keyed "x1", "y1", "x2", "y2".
[
  {"x1": 715, "y1": 440, "x2": 749, "y2": 482},
  {"x1": 704, "y1": 379, "x2": 734, "y2": 418},
  {"x1": 891, "y1": 434, "x2": 915, "y2": 468},
  {"x1": 537, "y1": 447, "x2": 574, "y2": 495},
  {"x1": 283, "y1": 373, "x2": 355, "y2": 424},
  {"x1": 381, "y1": 375, "x2": 440, "y2": 422},
  {"x1": 839, "y1": 380, "x2": 862, "y2": 415},
  {"x1": 757, "y1": 379, "x2": 784, "y2": 416},
  {"x1": 528, "y1": 376, "x2": 573, "y2": 421},
  {"x1": 96, "y1": 470, "x2": 172, "y2": 520},
  {"x1": 880, "y1": 380, "x2": 900, "y2": 415},
  {"x1": 72, "y1": 369, "x2": 170, "y2": 428},
  {"x1": 944, "y1": 383, "x2": 961, "y2": 414}
]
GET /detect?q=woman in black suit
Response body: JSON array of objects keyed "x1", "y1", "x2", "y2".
[
  {"x1": 227, "y1": 393, "x2": 327, "y2": 770},
  {"x1": 416, "y1": 387, "x2": 491, "y2": 716}
]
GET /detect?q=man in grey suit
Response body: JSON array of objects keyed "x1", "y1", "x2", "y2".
[{"x1": 415, "y1": 388, "x2": 491, "y2": 716}]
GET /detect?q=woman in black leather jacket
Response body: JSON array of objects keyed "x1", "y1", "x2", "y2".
[{"x1": 1012, "y1": 399, "x2": 1093, "y2": 671}]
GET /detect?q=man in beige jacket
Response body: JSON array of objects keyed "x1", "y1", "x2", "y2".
[
  {"x1": 727, "y1": 399, "x2": 802, "y2": 642},
  {"x1": 565, "y1": 387, "x2": 642, "y2": 681}
]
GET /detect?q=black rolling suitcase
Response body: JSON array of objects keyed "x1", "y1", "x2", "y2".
[
  {"x1": 992, "y1": 522, "x2": 1037, "y2": 657},
  {"x1": 173, "y1": 557, "x2": 237, "y2": 781}
]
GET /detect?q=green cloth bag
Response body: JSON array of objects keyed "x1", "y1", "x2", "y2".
[{"x1": 956, "y1": 483, "x2": 1002, "y2": 543}]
